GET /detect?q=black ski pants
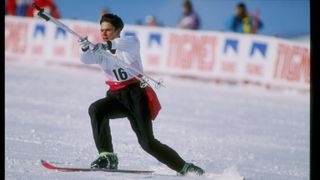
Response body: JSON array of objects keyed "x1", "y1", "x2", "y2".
[{"x1": 88, "y1": 83, "x2": 186, "y2": 172}]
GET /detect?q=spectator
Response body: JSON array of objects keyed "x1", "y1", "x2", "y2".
[
  {"x1": 226, "y1": 2, "x2": 263, "y2": 34},
  {"x1": 177, "y1": 0, "x2": 201, "y2": 30},
  {"x1": 6, "y1": 0, "x2": 33, "y2": 16},
  {"x1": 100, "y1": 7, "x2": 110, "y2": 16},
  {"x1": 145, "y1": 15, "x2": 161, "y2": 27},
  {"x1": 26, "y1": 0, "x2": 60, "y2": 19}
]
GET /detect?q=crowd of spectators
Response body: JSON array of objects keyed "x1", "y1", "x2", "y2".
[
  {"x1": 140, "y1": 0, "x2": 263, "y2": 34},
  {"x1": 5, "y1": 0, "x2": 264, "y2": 34}
]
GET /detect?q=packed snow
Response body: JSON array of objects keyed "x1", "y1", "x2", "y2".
[{"x1": 5, "y1": 62, "x2": 309, "y2": 180}]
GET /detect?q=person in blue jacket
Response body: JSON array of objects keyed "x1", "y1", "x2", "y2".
[{"x1": 226, "y1": 2, "x2": 263, "y2": 34}]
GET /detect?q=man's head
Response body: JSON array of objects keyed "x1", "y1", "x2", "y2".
[
  {"x1": 235, "y1": 2, "x2": 247, "y2": 17},
  {"x1": 99, "y1": 13, "x2": 124, "y2": 41},
  {"x1": 183, "y1": 0, "x2": 193, "y2": 15}
]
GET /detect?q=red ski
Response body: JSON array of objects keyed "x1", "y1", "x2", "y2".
[{"x1": 41, "y1": 160, "x2": 154, "y2": 174}]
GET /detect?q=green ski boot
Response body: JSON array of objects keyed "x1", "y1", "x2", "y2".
[
  {"x1": 179, "y1": 162, "x2": 205, "y2": 176},
  {"x1": 90, "y1": 152, "x2": 118, "y2": 169}
]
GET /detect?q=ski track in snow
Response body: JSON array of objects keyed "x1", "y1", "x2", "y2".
[{"x1": 5, "y1": 62, "x2": 309, "y2": 180}]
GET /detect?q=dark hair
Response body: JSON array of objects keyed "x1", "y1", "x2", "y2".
[
  {"x1": 183, "y1": 0, "x2": 192, "y2": 9},
  {"x1": 237, "y1": 2, "x2": 246, "y2": 11},
  {"x1": 100, "y1": 13, "x2": 124, "y2": 31}
]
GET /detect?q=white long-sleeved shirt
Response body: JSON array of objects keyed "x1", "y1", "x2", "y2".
[{"x1": 80, "y1": 36, "x2": 143, "y2": 82}]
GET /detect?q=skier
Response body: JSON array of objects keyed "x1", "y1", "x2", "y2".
[{"x1": 78, "y1": 13, "x2": 204, "y2": 176}]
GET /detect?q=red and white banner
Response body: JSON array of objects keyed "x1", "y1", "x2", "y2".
[{"x1": 5, "y1": 16, "x2": 310, "y2": 91}]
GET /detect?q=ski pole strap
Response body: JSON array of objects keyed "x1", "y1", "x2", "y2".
[
  {"x1": 32, "y1": 3, "x2": 50, "y2": 21},
  {"x1": 105, "y1": 75, "x2": 142, "y2": 91}
]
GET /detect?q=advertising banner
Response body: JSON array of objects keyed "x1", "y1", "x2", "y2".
[{"x1": 5, "y1": 16, "x2": 309, "y2": 91}]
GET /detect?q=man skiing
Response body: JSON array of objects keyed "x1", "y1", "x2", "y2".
[{"x1": 78, "y1": 13, "x2": 204, "y2": 176}]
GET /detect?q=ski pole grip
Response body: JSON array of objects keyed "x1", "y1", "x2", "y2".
[{"x1": 32, "y1": 3, "x2": 50, "y2": 21}]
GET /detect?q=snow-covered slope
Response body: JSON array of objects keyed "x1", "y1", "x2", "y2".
[{"x1": 5, "y1": 62, "x2": 309, "y2": 180}]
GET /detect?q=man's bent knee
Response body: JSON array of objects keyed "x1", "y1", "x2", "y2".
[{"x1": 139, "y1": 139, "x2": 158, "y2": 153}]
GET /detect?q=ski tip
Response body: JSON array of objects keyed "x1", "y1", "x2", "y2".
[
  {"x1": 40, "y1": 160, "x2": 57, "y2": 169},
  {"x1": 40, "y1": 159, "x2": 50, "y2": 165},
  {"x1": 40, "y1": 159, "x2": 46, "y2": 165}
]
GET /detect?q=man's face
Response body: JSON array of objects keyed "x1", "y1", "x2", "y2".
[
  {"x1": 183, "y1": 6, "x2": 191, "y2": 15},
  {"x1": 236, "y1": 7, "x2": 245, "y2": 17},
  {"x1": 100, "y1": 22, "x2": 121, "y2": 41}
]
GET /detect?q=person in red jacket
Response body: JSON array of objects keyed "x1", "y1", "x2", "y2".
[
  {"x1": 26, "y1": 0, "x2": 60, "y2": 19},
  {"x1": 6, "y1": 0, "x2": 33, "y2": 16}
]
